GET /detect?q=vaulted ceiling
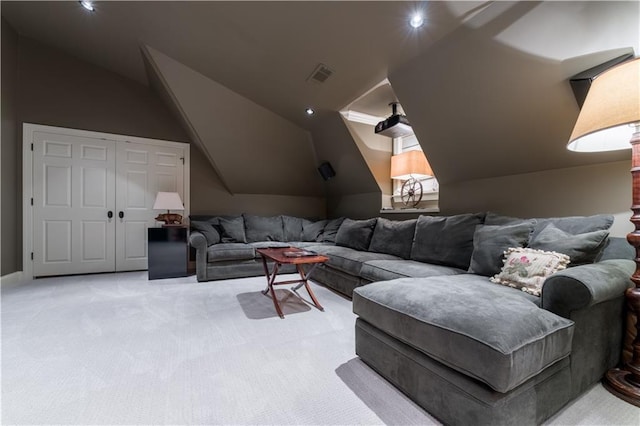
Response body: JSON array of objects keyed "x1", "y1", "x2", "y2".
[
  {"x1": 1, "y1": 1, "x2": 473, "y2": 128},
  {"x1": 3, "y1": 1, "x2": 639, "y2": 193}
]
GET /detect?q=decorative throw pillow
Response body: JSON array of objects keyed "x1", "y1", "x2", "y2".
[
  {"x1": 243, "y1": 214, "x2": 284, "y2": 242},
  {"x1": 410, "y1": 213, "x2": 486, "y2": 269},
  {"x1": 335, "y1": 218, "x2": 378, "y2": 251},
  {"x1": 301, "y1": 219, "x2": 327, "y2": 242},
  {"x1": 368, "y1": 218, "x2": 417, "y2": 259},
  {"x1": 490, "y1": 247, "x2": 570, "y2": 296},
  {"x1": 528, "y1": 223, "x2": 609, "y2": 265},
  {"x1": 468, "y1": 222, "x2": 534, "y2": 277},
  {"x1": 320, "y1": 217, "x2": 345, "y2": 243},
  {"x1": 190, "y1": 220, "x2": 221, "y2": 245},
  {"x1": 218, "y1": 216, "x2": 247, "y2": 243},
  {"x1": 530, "y1": 214, "x2": 613, "y2": 240}
]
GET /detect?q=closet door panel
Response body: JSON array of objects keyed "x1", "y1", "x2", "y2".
[
  {"x1": 32, "y1": 132, "x2": 116, "y2": 277},
  {"x1": 115, "y1": 142, "x2": 185, "y2": 271}
]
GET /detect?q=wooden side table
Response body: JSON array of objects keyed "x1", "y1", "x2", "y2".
[
  {"x1": 256, "y1": 247, "x2": 328, "y2": 318},
  {"x1": 147, "y1": 226, "x2": 189, "y2": 280}
]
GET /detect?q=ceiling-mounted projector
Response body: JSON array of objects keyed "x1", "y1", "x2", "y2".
[{"x1": 374, "y1": 102, "x2": 413, "y2": 138}]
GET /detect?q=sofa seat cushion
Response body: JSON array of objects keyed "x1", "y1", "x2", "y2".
[
  {"x1": 360, "y1": 260, "x2": 465, "y2": 282},
  {"x1": 207, "y1": 243, "x2": 255, "y2": 263},
  {"x1": 352, "y1": 275, "x2": 574, "y2": 393},
  {"x1": 313, "y1": 245, "x2": 400, "y2": 275}
]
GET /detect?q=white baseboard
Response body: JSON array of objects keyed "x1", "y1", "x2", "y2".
[{"x1": 0, "y1": 271, "x2": 24, "y2": 288}]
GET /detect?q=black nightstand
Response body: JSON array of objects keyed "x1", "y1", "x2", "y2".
[{"x1": 148, "y1": 226, "x2": 189, "y2": 280}]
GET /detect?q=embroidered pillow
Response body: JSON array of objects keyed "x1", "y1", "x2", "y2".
[{"x1": 490, "y1": 247, "x2": 570, "y2": 296}]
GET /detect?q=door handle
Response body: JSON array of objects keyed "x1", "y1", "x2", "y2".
[
  {"x1": 107, "y1": 211, "x2": 113, "y2": 220},
  {"x1": 119, "y1": 211, "x2": 124, "y2": 219}
]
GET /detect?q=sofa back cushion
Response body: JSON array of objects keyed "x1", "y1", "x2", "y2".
[
  {"x1": 468, "y1": 222, "x2": 534, "y2": 276},
  {"x1": 319, "y1": 217, "x2": 345, "y2": 243},
  {"x1": 282, "y1": 215, "x2": 304, "y2": 241},
  {"x1": 302, "y1": 219, "x2": 327, "y2": 242},
  {"x1": 243, "y1": 214, "x2": 284, "y2": 242},
  {"x1": 335, "y1": 218, "x2": 378, "y2": 251},
  {"x1": 368, "y1": 218, "x2": 417, "y2": 259},
  {"x1": 190, "y1": 220, "x2": 221, "y2": 245},
  {"x1": 598, "y1": 236, "x2": 635, "y2": 261},
  {"x1": 219, "y1": 216, "x2": 247, "y2": 243},
  {"x1": 485, "y1": 212, "x2": 534, "y2": 227},
  {"x1": 530, "y1": 214, "x2": 613, "y2": 240},
  {"x1": 528, "y1": 223, "x2": 609, "y2": 265},
  {"x1": 411, "y1": 213, "x2": 485, "y2": 269}
]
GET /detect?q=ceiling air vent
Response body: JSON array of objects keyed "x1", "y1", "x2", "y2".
[{"x1": 307, "y1": 63, "x2": 334, "y2": 83}]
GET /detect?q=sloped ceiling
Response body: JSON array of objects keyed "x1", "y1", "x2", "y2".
[
  {"x1": 390, "y1": 1, "x2": 639, "y2": 184},
  {"x1": 0, "y1": 1, "x2": 470, "y2": 129},
  {"x1": 2, "y1": 1, "x2": 639, "y2": 193},
  {"x1": 142, "y1": 45, "x2": 323, "y2": 196}
]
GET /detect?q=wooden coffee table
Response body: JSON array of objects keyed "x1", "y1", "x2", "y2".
[{"x1": 256, "y1": 247, "x2": 329, "y2": 319}]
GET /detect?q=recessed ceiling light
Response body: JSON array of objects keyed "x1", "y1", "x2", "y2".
[
  {"x1": 305, "y1": 108, "x2": 315, "y2": 116},
  {"x1": 410, "y1": 13, "x2": 424, "y2": 28},
  {"x1": 79, "y1": 1, "x2": 95, "y2": 12}
]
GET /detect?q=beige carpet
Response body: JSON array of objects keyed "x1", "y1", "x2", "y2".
[{"x1": 2, "y1": 272, "x2": 638, "y2": 425}]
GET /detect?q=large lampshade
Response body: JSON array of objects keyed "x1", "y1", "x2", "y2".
[
  {"x1": 153, "y1": 192, "x2": 184, "y2": 211},
  {"x1": 570, "y1": 56, "x2": 640, "y2": 407},
  {"x1": 568, "y1": 58, "x2": 640, "y2": 152},
  {"x1": 390, "y1": 150, "x2": 433, "y2": 180}
]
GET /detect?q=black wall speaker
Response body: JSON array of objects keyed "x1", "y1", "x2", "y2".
[{"x1": 318, "y1": 162, "x2": 336, "y2": 181}]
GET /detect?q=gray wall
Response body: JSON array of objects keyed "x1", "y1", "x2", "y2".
[
  {"x1": 2, "y1": 33, "x2": 190, "y2": 273},
  {"x1": 18, "y1": 38, "x2": 189, "y2": 142},
  {"x1": 2, "y1": 19, "x2": 20, "y2": 275},
  {"x1": 190, "y1": 144, "x2": 325, "y2": 218},
  {"x1": 439, "y1": 160, "x2": 632, "y2": 238}
]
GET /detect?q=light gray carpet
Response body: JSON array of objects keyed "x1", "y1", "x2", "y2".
[{"x1": 2, "y1": 272, "x2": 639, "y2": 425}]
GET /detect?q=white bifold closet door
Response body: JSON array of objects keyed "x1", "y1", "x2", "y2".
[{"x1": 32, "y1": 129, "x2": 186, "y2": 277}]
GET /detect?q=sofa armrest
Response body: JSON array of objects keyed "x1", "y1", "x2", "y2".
[
  {"x1": 542, "y1": 259, "x2": 634, "y2": 318},
  {"x1": 189, "y1": 230, "x2": 208, "y2": 250},
  {"x1": 189, "y1": 230, "x2": 209, "y2": 282}
]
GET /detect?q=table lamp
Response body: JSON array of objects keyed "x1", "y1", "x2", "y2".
[
  {"x1": 153, "y1": 191, "x2": 184, "y2": 226},
  {"x1": 390, "y1": 150, "x2": 433, "y2": 207},
  {"x1": 567, "y1": 57, "x2": 640, "y2": 406}
]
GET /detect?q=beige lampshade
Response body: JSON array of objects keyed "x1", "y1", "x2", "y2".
[
  {"x1": 568, "y1": 58, "x2": 640, "y2": 152},
  {"x1": 390, "y1": 150, "x2": 433, "y2": 180},
  {"x1": 153, "y1": 192, "x2": 184, "y2": 211}
]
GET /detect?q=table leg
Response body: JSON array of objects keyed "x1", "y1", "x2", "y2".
[
  {"x1": 296, "y1": 264, "x2": 324, "y2": 312},
  {"x1": 260, "y1": 255, "x2": 272, "y2": 295},
  {"x1": 260, "y1": 255, "x2": 285, "y2": 318}
]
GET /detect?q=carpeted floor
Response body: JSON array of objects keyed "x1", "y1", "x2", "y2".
[{"x1": 2, "y1": 272, "x2": 639, "y2": 425}]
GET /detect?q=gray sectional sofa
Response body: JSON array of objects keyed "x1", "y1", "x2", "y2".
[{"x1": 189, "y1": 212, "x2": 634, "y2": 425}]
